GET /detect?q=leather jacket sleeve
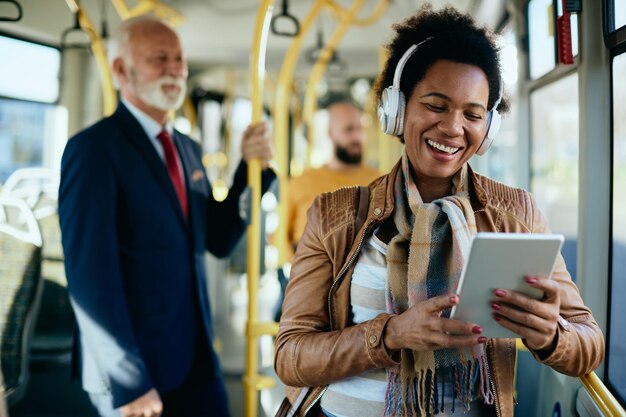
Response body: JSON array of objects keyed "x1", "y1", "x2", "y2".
[{"x1": 274, "y1": 193, "x2": 398, "y2": 388}]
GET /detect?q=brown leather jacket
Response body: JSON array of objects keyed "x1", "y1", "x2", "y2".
[{"x1": 275, "y1": 161, "x2": 604, "y2": 417}]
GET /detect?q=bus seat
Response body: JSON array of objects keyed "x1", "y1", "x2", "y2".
[
  {"x1": 0, "y1": 197, "x2": 43, "y2": 406},
  {"x1": 30, "y1": 208, "x2": 74, "y2": 362}
]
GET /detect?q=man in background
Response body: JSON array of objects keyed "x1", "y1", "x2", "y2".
[
  {"x1": 59, "y1": 16, "x2": 273, "y2": 417},
  {"x1": 287, "y1": 101, "x2": 380, "y2": 250},
  {"x1": 274, "y1": 102, "x2": 379, "y2": 321}
]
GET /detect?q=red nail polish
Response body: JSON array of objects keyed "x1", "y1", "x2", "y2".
[
  {"x1": 493, "y1": 314, "x2": 501, "y2": 321},
  {"x1": 472, "y1": 325, "x2": 483, "y2": 334},
  {"x1": 450, "y1": 295, "x2": 459, "y2": 304},
  {"x1": 494, "y1": 289, "x2": 506, "y2": 297},
  {"x1": 526, "y1": 276, "x2": 538, "y2": 284},
  {"x1": 478, "y1": 336, "x2": 487, "y2": 343},
  {"x1": 491, "y1": 303, "x2": 501, "y2": 311}
]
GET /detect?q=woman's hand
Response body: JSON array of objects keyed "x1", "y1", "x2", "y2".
[
  {"x1": 383, "y1": 294, "x2": 486, "y2": 352},
  {"x1": 490, "y1": 275, "x2": 561, "y2": 351}
]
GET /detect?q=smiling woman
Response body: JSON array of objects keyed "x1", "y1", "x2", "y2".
[{"x1": 274, "y1": 5, "x2": 604, "y2": 417}]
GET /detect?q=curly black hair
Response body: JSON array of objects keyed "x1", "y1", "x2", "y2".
[{"x1": 374, "y1": 5, "x2": 508, "y2": 115}]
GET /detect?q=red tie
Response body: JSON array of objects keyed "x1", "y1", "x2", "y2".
[{"x1": 157, "y1": 130, "x2": 188, "y2": 218}]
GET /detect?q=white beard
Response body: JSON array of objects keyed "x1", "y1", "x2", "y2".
[{"x1": 133, "y1": 75, "x2": 187, "y2": 111}]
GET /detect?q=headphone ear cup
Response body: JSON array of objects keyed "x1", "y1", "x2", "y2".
[
  {"x1": 379, "y1": 87, "x2": 402, "y2": 135},
  {"x1": 476, "y1": 109, "x2": 501, "y2": 156}
]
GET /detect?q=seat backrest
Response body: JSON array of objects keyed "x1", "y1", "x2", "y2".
[
  {"x1": 31, "y1": 209, "x2": 74, "y2": 360},
  {"x1": 0, "y1": 196, "x2": 43, "y2": 406}
]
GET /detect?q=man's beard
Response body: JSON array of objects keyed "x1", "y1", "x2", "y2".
[
  {"x1": 335, "y1": 144, "x2": 362, "y2": 165},
  {"x1": 132, "y1": 72, "x2": 187, "y2": 111}
]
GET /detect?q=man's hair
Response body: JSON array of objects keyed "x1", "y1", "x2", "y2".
[
  {"x1": 374, "y1": 5, "x2": 508, "y2": 113},
  {"x1": 326, "y1": 100, "x2": 362, "y2": 113},
  {"x1": 107, "y1": 15, "x2": 174, "y2": 66}
]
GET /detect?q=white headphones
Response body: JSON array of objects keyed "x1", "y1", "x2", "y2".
[{"x1": 377, "y1": 37, "x2": 502, "y2": 156}]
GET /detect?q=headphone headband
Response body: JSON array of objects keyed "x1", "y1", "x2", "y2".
[{"x1": 392, "y1": 37, "x2": 434, "y2": 89}]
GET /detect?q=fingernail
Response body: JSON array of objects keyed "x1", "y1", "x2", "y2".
[
  {"x1": 472, "y1": 325, "x2": 483, "y2": 334},
  {"x1": 525, "y1": 276, "x2": 538, "y2": 284},
  {"x1": 450, "y1": 295, "x2": 459, "y2": 304},
  {"x1": 491, "y1": 303, "x2": 501, "y2": 311},
  {"x1": 478, "y1": 336, "x2": 487, "y2": 343},
  {"x1": 494, "y1": 289, "x2": 506, "y2": 297},
  {"x1": 493, "y1": 314, "x2": 501, "y2": 321}
]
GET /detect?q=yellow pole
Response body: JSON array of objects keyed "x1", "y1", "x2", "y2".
[
  {"x1": 302, "y1": 0, "x2": 366, "y2": 166},
  {"x1": 65, "y1": 0, "x2": 116, "y2": 116},
  {"x1": 274, "y1": 0, "x2": 325, "y2": 266},
  {"x1": 324, "y1": 0, "x2": 389, "y2": 26},
  {"x1": 245, "y1": 2, "x2": 277, "y2": 417},
  {"x1": 579, "y1": 373, "x2": 626, "y2": 417},
  {"x1": 110, "y1": 0, "x2": 185, "y2": 25}
]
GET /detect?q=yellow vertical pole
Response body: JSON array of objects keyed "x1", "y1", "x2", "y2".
[
  {"x1": 246, "y1": 2, "x2": 277, "y2": 417},
  {"x1": 65, "y1": 0, "x2": 116, "y2": 116},
  {"x1": 274, "y1": 0, "x2": 325, "y2": 266},
  {"x1": 302, "y1": 0, "x2": 366, "y2": 166}
]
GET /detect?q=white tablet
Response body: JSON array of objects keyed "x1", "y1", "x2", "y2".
[{"x1": 449, "y1": 232, "x2": 564, "y2": 339}]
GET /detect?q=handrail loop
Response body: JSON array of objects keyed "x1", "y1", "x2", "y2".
[
  {"x1": 0, "y1": 0, "x2": 22, "y2": 22},
  {"x1": 271, "y1": 0, "x2": 300, "y2": 37},
  {"x1": 60, "y1": 10, "x2": 91, "y2": 50}
]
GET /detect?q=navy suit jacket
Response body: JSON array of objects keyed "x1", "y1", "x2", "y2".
[{"x1": 59, "y1": 103, "x2": 274, "y2": 407}]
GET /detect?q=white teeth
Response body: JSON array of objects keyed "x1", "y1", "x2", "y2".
[{"x1": 427, "y1": 139, "x2": 459, "y2": 154}]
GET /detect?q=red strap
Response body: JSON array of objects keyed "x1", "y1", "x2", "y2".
[{"x1": 157, "y1": 130, "x2": 188, "y2": 218}]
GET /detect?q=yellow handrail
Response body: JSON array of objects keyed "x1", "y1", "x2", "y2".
[
  {"x1": 274, "y1": 0, "x2": 325, "y2": 266},
  {"x1": 245, "y1": 2, "x2": 278, "y2": 417},
  {"x1": 64, "y1": 0, "x2": 116, "y2": 116},
  {"x1": 324, "y1": 0, "x2": 389, "y2": 27},
  {"x1": 580, "y1": 373, "x2": 625, "y2": 417},
  {"x1": 110, "y1": 0, "x2": 185, "y2": 25},
  {"x1": 302, "y1": 0, "x2": 366, "y2": 166},
  {"x1": 516, "y1": 339, "x2": 625, "y2": 416}
]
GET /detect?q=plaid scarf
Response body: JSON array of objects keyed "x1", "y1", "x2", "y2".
[{"x1": 384, "y1": 153, "x2": 494, "y2": 416}]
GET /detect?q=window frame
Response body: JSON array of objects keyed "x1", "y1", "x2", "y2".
[{"x1": 605, "y1": 41, "x2": 626, "y2": 409}]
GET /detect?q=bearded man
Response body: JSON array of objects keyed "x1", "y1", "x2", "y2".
[
  {"x1": 272, "y1": 102, "x2": 380, "y2": 322},
  {"x1": 58, "y1": 16, "x2": 274, "y2": 417},
  {"x1": 286, "y1": 102, "x2": 380, "y2": 252}
]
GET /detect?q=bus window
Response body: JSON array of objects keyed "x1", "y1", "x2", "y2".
[
  {"x1": 530, "y1": 73, "x2": 579, "y2": 281},
  {"x1": 615, "y1": 0, "x2": 626, "y2": 30},
  {"x1": 0, "y1": 34, "x2": 60, "y2": 103},
  {"x1": 609, "y1": 52, "x2": 626, "y2": 406},
  {"x1": 528, "y1": 0, "x2": 557, "y2": 79}
]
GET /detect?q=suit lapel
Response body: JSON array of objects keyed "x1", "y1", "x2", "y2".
[{"x1": 113, "y1": 104, "x2": 188, "y2": 229}]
